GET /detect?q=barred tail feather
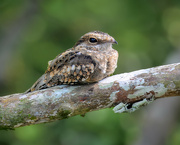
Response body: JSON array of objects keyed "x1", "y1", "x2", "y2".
[{"x1": 25, "y1": 74, "x2": 48, "y2": 93}]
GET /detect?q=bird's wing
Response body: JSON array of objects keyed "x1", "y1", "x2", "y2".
[{"x1": 26, "y1": 49, "x2": 100, "y2": 93}]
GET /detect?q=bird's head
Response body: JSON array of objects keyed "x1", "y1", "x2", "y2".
[{"x1": 74, "y1": 31, "x2": 117, "y2": 51}]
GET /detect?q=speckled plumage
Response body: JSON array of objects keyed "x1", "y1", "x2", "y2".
[{"x1": 26, "y1": 31, "x2": 118, "y2": 93}]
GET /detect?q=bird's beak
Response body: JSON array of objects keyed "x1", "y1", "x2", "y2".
[
  {"x1": 110, "y1": 36, "x2": 118, "y2": 44},
  {"x1": 113, "y1": 40, "x2": 118, "y2": 44},
  {"x1": 106, "y1": 36, "x2": 118, "y2": 44}
]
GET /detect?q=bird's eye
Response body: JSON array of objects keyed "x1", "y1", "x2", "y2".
[{"x1": 89, "y1": 38, "x2": 97, "y2": 43}]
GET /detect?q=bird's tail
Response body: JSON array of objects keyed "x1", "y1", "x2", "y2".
[{"x1": 25, "y1": 74, "x2": 48, "y2": 93}]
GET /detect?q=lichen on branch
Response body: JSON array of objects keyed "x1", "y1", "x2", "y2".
[{"x1": 0, "y1": 63, "x2": 180, "y2": 129}]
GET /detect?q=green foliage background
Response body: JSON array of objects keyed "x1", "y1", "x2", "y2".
[{"x1": 0, "y1": 0, "x2": 180, "y2": 145}]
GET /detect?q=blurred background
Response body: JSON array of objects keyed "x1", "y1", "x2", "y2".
[{"x1": 1, "y1": 0, "x2": 180, "y2": 145}]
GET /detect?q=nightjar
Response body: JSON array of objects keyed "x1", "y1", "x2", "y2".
[{"x1": 26, "y1": 31, "x2": 118, "y2": 93}]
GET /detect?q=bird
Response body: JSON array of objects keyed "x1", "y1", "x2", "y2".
[{"x1": 26, "y1": 31, "x2": 118, "y2": 93}]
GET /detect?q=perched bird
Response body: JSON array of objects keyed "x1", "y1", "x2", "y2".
[{"x1": 26, "y1": 31, "x2": 118, "y2": 93}]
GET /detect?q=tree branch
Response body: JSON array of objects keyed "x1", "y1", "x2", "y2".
[{"x1": 0, "y1": 63, "x2": 180, "y2": 129}]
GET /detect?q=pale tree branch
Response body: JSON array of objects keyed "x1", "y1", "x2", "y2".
[
  {"x1": 132, "y1": 51, "x2": 180, "y2": 145},
  {"x1": 0, "y1": 63, "x2": 180, "y2": 130}
]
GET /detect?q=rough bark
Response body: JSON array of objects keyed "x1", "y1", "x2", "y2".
[{"x1": 0, "y1": 62, "x2": 180, "y2": 129}]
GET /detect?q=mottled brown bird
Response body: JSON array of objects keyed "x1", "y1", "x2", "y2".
[{"x1": 26, "y1": 31, "x2": 118, "y2": 93}]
